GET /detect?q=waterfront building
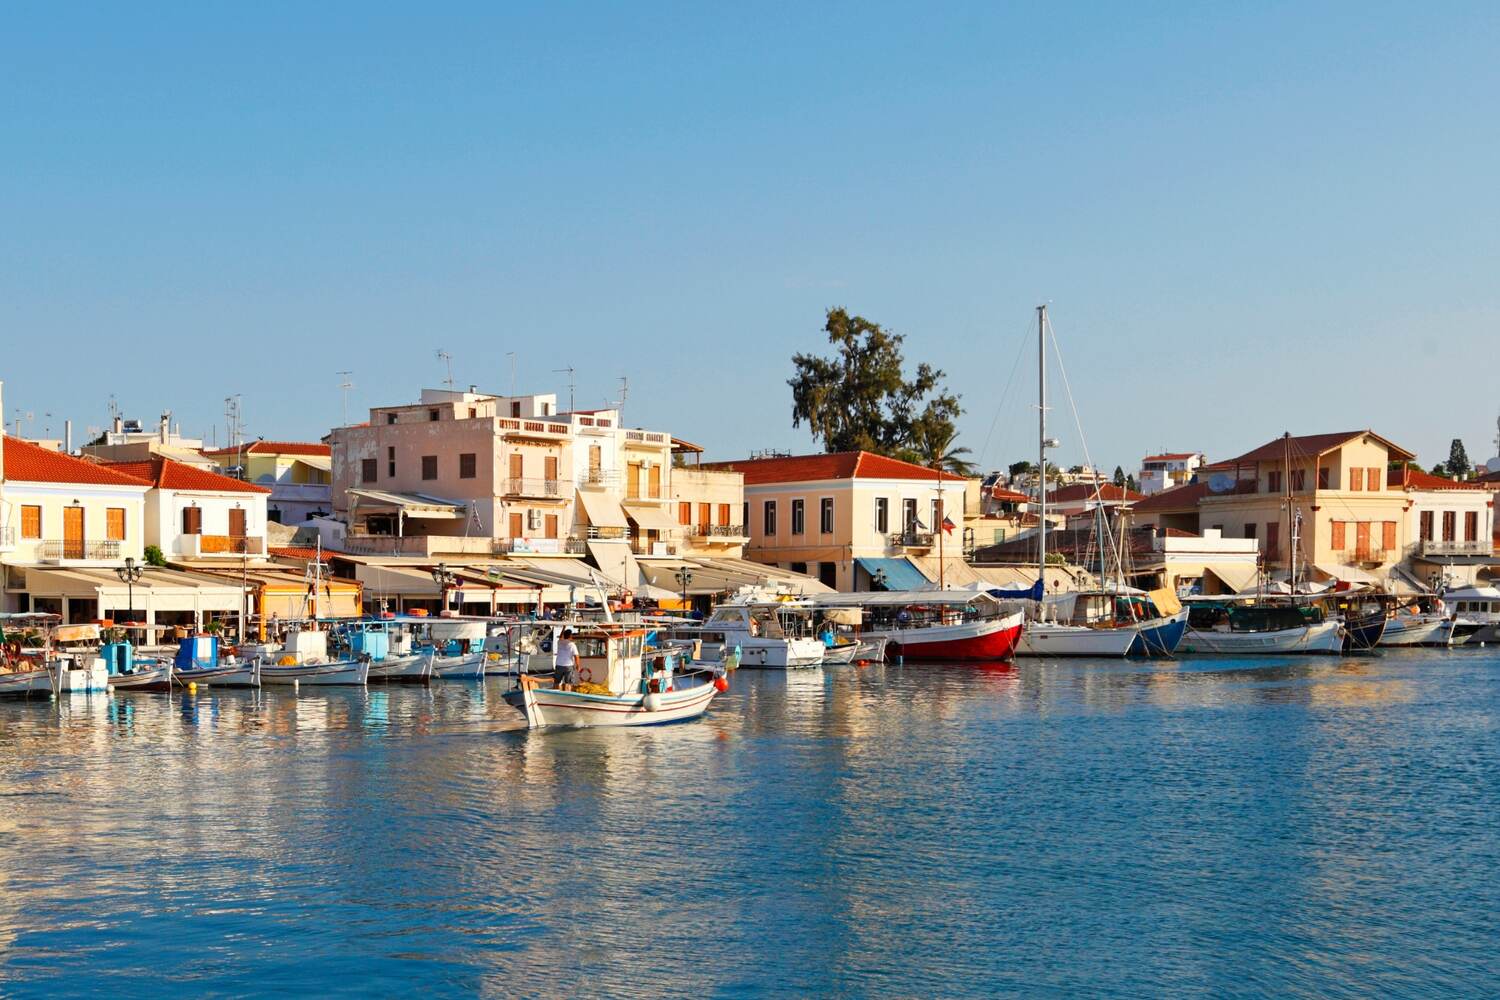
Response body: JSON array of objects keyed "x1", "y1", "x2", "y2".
[
  {"x1": 697, "y1": 450, "x2": 966, "y2": 591},
  {"x1": 201, "y1": 441, "x2": 333, "y2": 524},
  {"x1": 1045, "y1": 482, "x2": 1144, "y2": 522},
  {"x1": 99, "y1": 457, "x2": 272, "y2": 562},
  {"x1": 1137, "y1": 452, "x2": 1204, "y2": 495},
  {"x1": 668, "y1": 440, "x2": 749, "y2": 559},
  {"x1": 1390, "y1": 465, "x2": 1497, "y2": 590}
]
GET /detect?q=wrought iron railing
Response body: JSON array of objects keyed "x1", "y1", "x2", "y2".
[
  {"x1": 39, "y1": 539, "x2": 122, "y2": 560},
  {"x1": 891, "y1": 531, "x2": 934, "y2": 548},
  {"x1": 504, "y1": 478, "x2": 563, "y2": 497},
  {"x1": 1421, "y1": 539, "x2": 1492, "y2": 557}
]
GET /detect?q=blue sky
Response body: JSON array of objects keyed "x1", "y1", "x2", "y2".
[{"x1": 4, "y1": 2, "x2": 1498, "y2": 473}]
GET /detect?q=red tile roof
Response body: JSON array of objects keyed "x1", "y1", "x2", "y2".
[
  {"x1": 269, "y1": 546, "x2": 335, "y2": 562},
  {"x1": 1388, "y1": 466, "x2": 1490, "y2": 491},
  {"x1": 101, "y1": 458, "x2": 272, "y2": 494},
  {"x1": 201, "y1": 441, "x2": 330, "y2": 458},
  {"x1": 1224, "y1": 430, "x2": 1414, "y2": 465},
  {"x1": 1, "y1": 436, "x2": 152, "y2": 487},
  {"x1": 1045, "y1": 482, "x2": 1144, "y2": 504},
  {"x1": 1129, "y1": 481, "x2": 1211, "y2": 513},
  {"x1": 701, "y1": 451, "x2": 966, "y2": 485},
  {"x1": 989, "y1": 486, "x2": 1030, "y2": 503},
  {"x1": 1142, "y1": 452, "x2": 1199, "y2": 462}
]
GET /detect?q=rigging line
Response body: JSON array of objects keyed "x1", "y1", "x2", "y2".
[
  {"x1": 1045, "y1": 312, "x2": 1122, "y2": 577},
  {"x1": 977, "y1": 318, "x2": 1034, "y2": 470}
]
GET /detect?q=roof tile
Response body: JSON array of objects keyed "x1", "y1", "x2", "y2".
[
  {"x1": 701, "y1": 450, "x2": 965, "y2": 485},
  {"x1": 101, "y1": 457, "x2": 272, "y2": 494},
  {"x1": 1, "y1": 436, "x2": 152, "y2": 487}
]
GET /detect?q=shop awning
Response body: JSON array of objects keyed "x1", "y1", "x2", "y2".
[
  {"x1": 1203, "y1": 563, "x2": 1258, "y2": 594},
  {"x1": 855, "y1": 557, "x2": 931, "y2": 591},
  {"x1": 355, "y1": 563, "x2": 443, "y2": 597},
  {"x1": 1313, "y1": 562, "x2": 1380, "y2": 586},
  {"x1": 623, "y1": 502, "x2": 677, "y2": 532},
  {"x1": 575, "y1": 490, "x2": 630, "y2": 530},
  {"x1": 348, "y1": 489, "x2": 466, "y2": 519},
  {"x1": 586, "y1": 540, "x2": 639, "y2": 590},
  {"x1": 293, "y1": 454, "x2": 332, "y2": 473},
  {"x1": 23, "y1": 567, "x2": 245, "y2": 613}
]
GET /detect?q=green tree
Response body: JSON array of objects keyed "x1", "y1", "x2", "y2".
[
  {"x1": 1430, "y1": 462, "x2": 1448, "y2": 478},
  {"x1": 789, "y1": 308, "x2": 961, "y2": 456},
  {"x1": 1008, "y1": 460, "x2": 1035, "y2": 478},
  {"x1": 910, "y1": 422, "x2": 975, "y2": 477},
  {"x1": 1112, "y1": 465, "x2": 1126, "y2": 487},
  {"x1": 143, "y1": 544, "x2": 166, "y2": 567},
  {"x1": 1447, "y1": 438, "x2": 1471, "y2": 477},
  {"x1": 1125, "y1": 473, "x2": 1139, "y2": 493}
]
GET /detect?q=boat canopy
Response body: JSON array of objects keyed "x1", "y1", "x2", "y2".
[{"x1": 812, "y1": 589, "x2": 1002, "y2": 608}]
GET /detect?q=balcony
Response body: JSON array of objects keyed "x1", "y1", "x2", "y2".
[
  {"x1": 581, "y1": 525, "x2": 629, "y2": 541},
  {"x1": 1344, "y1": 547, "x2": 1389, "y2": 565},
  {"x1": 344, "y1": 533, "x2": 581, "y2": 557},
  {"x1": 577, "y1": 470, "x2": 621, "y2": 489},
  {"x1": 179, "y1": 534, "x2": 268, "y2": 558},
  {"x1": 624, "y1": 430, "x2": 670, "y2": 448},
  {"x1": 1420, "y1": 539, "x2": 1494, "y2": 560},
  {"x1": 504, "y1": 477, "x2": 564, "y2": 499},
  {"x1": 687, "y1": 524, "x2": 747, "y2": 540},
  {"x1": 496, "y1": 537, "x2": 586, "y2": 556},
  {"x1": 496, "y1": 417, "x2": 570, "y2": 440},
  {"x1": 39, "y1": 539, "x2": 122, "y2": 563},
  {"x1": 891, "y1": 530, "x2": 935, "y2": 549},
  {"x1": 0, "y1": 525, "x2": 13, "y2": 552}
]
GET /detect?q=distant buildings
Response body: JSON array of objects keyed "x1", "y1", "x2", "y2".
[
  {"x1": 1136, "y1": 452, "x2": 1204, "y2": 495},
  {"x1": 202, "y1": 440, "x2": 332, "y2": 524}
]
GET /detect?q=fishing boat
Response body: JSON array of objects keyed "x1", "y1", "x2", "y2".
[
  {"x1": 811, "y1": 591, "x2": 1024, "y2": 661},
  {"x1": 1439, "y1": 585, "x2": 1500, "y2": 644},
  {"x1": 257, "y1": 629, "x2": 370, "y2": 686},
  {"x1": 1180, "y1": 599, "x2": 1345, "y2": 654},
  {"x1": 512, "y1": 628, "x2": 723, "y2": 729},
  {"x1": 428, "y1": 619, "x2": 488, "y2": 679},
  {"x1": 687, "y1": 600, "x2": 826, "y2": 670},
  {"x1": 1377, "y1": 611, "x2": 1457, "y2": 647},
  {"x1": 0, "y1": 613, "x2": 58, "y2": 699},
  {"x1": 106, "y1": 661, "x2": 172, "y2": 691},
  {"x1": 341, "y1": 618, "x2": 434, "y2": 683}
]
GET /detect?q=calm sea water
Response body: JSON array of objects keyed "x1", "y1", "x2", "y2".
[{"x1": 1, "y1": 649, "x2": 1497, "y2": 998}]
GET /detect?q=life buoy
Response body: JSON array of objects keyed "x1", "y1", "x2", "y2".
[
  {"x1": 540, "y1": 636, "x2": 554, "y2": 653},
  {"x1": 577, "y1": 665, "x2": 594, "y2": 683}
]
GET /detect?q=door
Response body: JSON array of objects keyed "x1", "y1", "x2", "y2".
[
  {"x1": 588, "y1": 445, "x2": 602, "y2": 480},
  {"x1": 544, "y1": 514, "x2": 559, "y2": 539},
  {"x1": 648, "y1": 464, "x2": 661, "y2": 499},
  {"x1": 228, "y1": 508, "x2": 247, "y2": 537},
  {"x1": 63, "y1": 506, "x2": 84, "y2": 560},
  {"x1": 1355, "y1": 521, "x2": 1371, "y2": 559},
  {"x1": 544, "y1": 455, "x2": 559, "y2": 489},
  {"x1": 509, "y1": 512, "x2": 524, "y2": 538},
  {"x1": 509, "y1": 453, "x2": 524, "y2": 491}
]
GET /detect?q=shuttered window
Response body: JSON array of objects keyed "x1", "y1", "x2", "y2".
[
  {"x1": 1367, "y1": 467, "x2": 1381, "y2": 492},
  {"x1": 1331, "y1": 521, "x2": 1346, "y2": 550},
  {"x1": 1464, "y1": 511, "x2": 1479, "y2": 541},
  {"x1": 421, "y1": 456, "x2": 438, "y2": 481},
  {"x1": 678, "y1": 502, "x2": 691, "y2": 525},
  {"x1": 105, "y1": 508, "x2": 127, "y2": 541},
  {"x1": 1382, "y1": 521, "x2": 1397, "y2": 550},
  {"x1": 1348, "y1": 470, "x2": 1362, "y2": 492},
  {"x1": 459, "y1": 453, "x2": 476, "y2": 479},
  {"x1": 648, "y1": 464, "x2": 661, "y2": 498},
  {"x1": 361, "y1": 458, "x2": 377, "y2": 483},
  {"x1": 545, "y1": 514, "x2": 559, "y2": 539},
  {"x1": 182, "y1": 507, "x2": 202, "y2": 535},
  {"x1": 1419, "y1": 510, "x2": 1434, "y2": 541},
  {"x1": 20, "y1": 505, "x2": 41, "y2": 539},
  {"x1": 1442, "y1": 511, "x2": 1456, "y2": 542},
  {"x1": 719, "y1": 504, "x2": 731, "y2": 527}
]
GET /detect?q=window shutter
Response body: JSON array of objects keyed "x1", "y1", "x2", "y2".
[
  {"x1": 1382, "y1": 521, "x2": 1396, "y2": 550},
  {"x1": 1331, "y1": 521, "x2": 1345, "y2": 550}
]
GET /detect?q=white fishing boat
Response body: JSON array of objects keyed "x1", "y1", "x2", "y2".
[
  {"x1": 1018, "y1": 620, "x2": 1139, "y2": 657},
  {"x1": 204, "y1": 658, "x2": 262, "y2": 688},
  {"x1": 0, "y1": 613, "x2": 58, "y2": 698},
  {"x1": 1180, "y1": 600, "x2": 1345, "y2": 655},
  {"x1": 342, "y1": 618, "x2": 435, "y2": 683},
  {"x1": 428, "y1": 619, "x2": 488, "y2": 679},
  {"x1": 689, "y1": 600, "x2": 825, "y2": 670},
  {"x1": 257, "y1": 629, "x2": 370, "y2": 686},
  {"x1": 513, "y1": 627, "x2": 722, "y2": 729},
  {"x1": 1377, "y1": 612, "x2": 1456, "y2": 647}
]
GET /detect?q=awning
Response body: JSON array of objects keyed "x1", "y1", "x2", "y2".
[
  {"x1": 855, "y1": 557, "x2": 931, "y2": 591},
  {"x1": 293, "y1": 454, "x2": 332, "y2": 473},
  {"x1": 348, "y1": 489, "x2": 466, "y2": 519},
  {"x1": 1203, "y1": 563, "x2": 1258, "y2": 594},
  {"x1": 1313, "y1": 562, "x2": 1380, "y2": 585},
  {"x1": 575, "y1": 490, "x2": 630, "y2": 530},
  {"x1": 23, "y1": 567, "x2": 245, "y2": 613},
  {"x1": 355, "y1": 563, "x2": 442, "y2": 597},
  {"x1": 623, "y1": 502, "x2": 677, "y2": 532},
  {"x1": 586, "y1": 540, "x2": 640, "y2": 590}
]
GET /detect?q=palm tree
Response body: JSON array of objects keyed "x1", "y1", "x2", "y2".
[{"x1": 910, "y1": 423, "x2": 976, "y2": 477}]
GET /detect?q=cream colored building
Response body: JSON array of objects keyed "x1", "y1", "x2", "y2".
[
  {"x1": 698, "y1": 451, "x2": 966, "y2": 591},
  {"x1": 1393, "y1": 466, "x2": 1496, "y2": 589},
  {"x1": 201, "y1": 441, "x2": 332, "y2": 524},
  {"x1": 667, "y1": 456, "x2": 749, "y2": 559}
]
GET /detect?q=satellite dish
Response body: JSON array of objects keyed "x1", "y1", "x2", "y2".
[{"x1": 1208, "y1": 472, "x2": 1235, "y2": 494}]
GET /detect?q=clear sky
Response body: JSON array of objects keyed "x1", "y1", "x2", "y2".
[{"x1": 4, "y1": 2, "x2": 1499, "y2": 473}]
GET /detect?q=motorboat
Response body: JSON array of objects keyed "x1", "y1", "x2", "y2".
[
  {"x1": 686, "y1": 600, "x2": 826, "y2": 670},
  {"x1": 340, "y1": 618, "x2": 434, "y2": 683},
  {"x1": 811, "y1": 591, "x2": 1024, "y2": 661},
  {"x1": 1377, "y1": 611, "x2": 1457, "y2": 647},
  {"x1": 427, "y1": 619, "x2": 488, "y2": 679},
  {"x1": 1439, "y1": 586, "x2": 1500, "y2": 644},
  {"x1": 1180, "y1": 599, "x2": 1345, "y2": 655},
  {"x1": 512, "y1": 628, "x2": 723, "y2": 729},
  {"x1": 256, "y1": 629, "x2": 370, "y2": 687}
]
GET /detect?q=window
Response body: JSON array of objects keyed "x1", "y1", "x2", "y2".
[
  {"x1": 790, "y1": 562, "x2": 808, "y2": 575},
  {"x1": 459, "y1": 453, "x2": 476, "y2": 479},
  {"x1": 386, "y1": 413, "x2": 397, "y2": 425},
  {"x1": 510, "y1": 401, "x2": 521, "y2": 417},
  {"x1": 820, "y1": 498, "x2": 834, "y2": 534},
  {"x1": 818, "y1": 562, "x2": 838, "y2": 588},
  {"x1": 182, "y1": 507, "x2": 202, "y2": 535},
  {"x1": 20, "y1": 505, "x2": 41, "y2": 539},
  {"x1": 1318, "y1": 466, "x2": 1330, "y2": 489},
  {"x1": 931, "y1": 498, "x2": 944, "y2": 532},
  {"x1": 1442, "y1": 511, "x2": 1456, "y2": 542},
  {"x1": 648, "y1": 464, "x2": 661, "y2": 499},
  {"x1": 509, "y1": 453, "x2": 524, "y2": 483},
  {"x1": 902, "y1": 498, "x2": 918, "y2": 531},
  {"x1": 588, "y1": 445, "x2": 602, "y2": 479},
  {"x1": 1291, "y1": 469, "x2": 1306, "y2": 492},
  {"x1": 1383, "y1": 521, "x2": 1397, "y2": 551},
  {"x1": 791, "y1": 499, "x2": 805, "y2": 535},
  {"x1": 421, "y1": 456, "x2": 438, "y2": 481},
  {"x1": 875, "y1": 497, "x2": 889, "y2": 534},
  {"x1": 387, "y1": 446, "x2": 396, "y2": 478},
  {"x1": 545, "y1": 456, "x2": 559, "y2": 483},
  {"x1": 743, "y1": 502, "x2": 749, "y2": 531},
  {"x1": 1367, "y1": 467, "x2": 1380, "y2": 492},
  {"x1": 719, "y1": 503, "x2": 731, "y2": 527},
  {"x1": 1268, "y1": 470, "x2": 1282, "y2": 493},
  {"x1": 361, "y1": 458, "x2": 378, "y2": 483},
  {"x1": 1348, "y1": 469, "x2": 1362, "y2": 492},
  {"x1": 1465, "y1": 511, "x2": 1479, "y2": 542},
  {"x1": 545, "y1": 514, "x2": 559, "y2": 539},
  {"x1": 228, "y1": 508, "x2": 246, "y2": 538},
  {"x1": 428, "y1": 409, "x2": 439, "y2": 422},
  {"x1": 1419, "y1": 510, "x2": 1434, "y2": 541},
  {"x1": 679, "y1": 502, "x2": 692, "y2": 525},
  {"x1": 763, "y1": 500, "x2": 777, "y2": 536},
  {"x1": 468, "y1": 407, "x2": 477, "y2": 419},
  {"x1": 1331, "y1": 521, "x2": 1346, "y2": 550},
  {"x1": 1244, "y1": 523, "x2": 1257, "y2": 539},
  {"x1": 1266, "y1": 522, "x2": 1279, "y2": 558},
  {"x1": 106, "y1": 508, "x2": 126, "y2": 541}
]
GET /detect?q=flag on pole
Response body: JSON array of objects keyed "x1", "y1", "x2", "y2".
[{"x1": 941, "y1": 514, "x2": 956, "y2": 535}]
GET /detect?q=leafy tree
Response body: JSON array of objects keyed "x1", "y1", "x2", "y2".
[
  {"x1": 1008, "y1": 460, "x2": 1035, "y2": 478},
  {"x1": 1430, "y1": 462, "x2": 1447, "y2": 478},
  {"x1": 1125, "y1": 474, "x2": 1139, "y2": 493},
  {"x1": 1112, "y1": 466, "x2": 1126, "y2": 487},
  {"x1": 1447, "y1": 439, "x2": 1471, "y2": 477},
  {"x1": 143, "y1": 545, "x2": 166, "y2": 567},
  {"x1": 910, "y1": 422, "x2": 975, "y2": 477},
  {"x1": 789, "y1": 308, "x2": 961, "y2": 456}
]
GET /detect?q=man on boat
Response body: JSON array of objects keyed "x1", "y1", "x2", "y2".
[{"x1": 553, "y1": 629, "x2": 579, "y2": 689}]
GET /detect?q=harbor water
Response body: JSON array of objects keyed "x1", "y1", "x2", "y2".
[{"x1": 1, "y1": 648, "x2": 1497, "y2": 997}]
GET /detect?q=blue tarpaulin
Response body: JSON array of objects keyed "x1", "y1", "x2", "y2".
[{"x1": 856, "y1": 557, "x2": 932, "y2": 591}]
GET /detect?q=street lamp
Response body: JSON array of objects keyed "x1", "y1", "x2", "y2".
[
  {"x1": 674, "y1": 568, "x2": 693, "y2": 611},
  {"x1": 115, "y1": 556, "x2": 144, "y2": 624},
  {"x1": 431, "y1": 562, "x2": 458, "y2": 616}
]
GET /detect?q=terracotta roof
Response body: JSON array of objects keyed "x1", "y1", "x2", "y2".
[
  {"x1": 269, "y1": 546, "x2": 334, "y2": 562},
  {"x1": 989, "y1": 486, "x2": 1030, "y2": 503},
  {"x1": 201, "y1": 441, "x2": 330, "y2": 458},
  {"x1": 1, "y1": 436, "x2": 152, "y2": 487},
  {"x1": 101, "y1": 457, "x2": 272, "y2": 494},
  {"x1": 1129, "y1": 481, "x2": 1211, "y2": 513},
  {"x1": 1224, "y1": 431, "x2": 1415, "y2": 465},
  {"x1": 1142, "y1": 452, "x2": 1199, "y2": 462},
  {"x1": 701, "y1": 451, "x2": 966, "y2": 485},
  {"x1": 1388, "y1": 466, "x2": 1490, "y2": 491},
  {"x1": 1044, "y1": 483, "x2": 1144, "y2": 504}
]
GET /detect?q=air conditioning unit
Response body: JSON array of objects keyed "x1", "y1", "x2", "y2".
[{"x1": 526, "y1": 509, "x2": 542, "y2": 531}]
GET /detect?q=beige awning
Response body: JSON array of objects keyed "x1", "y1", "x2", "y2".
[
  {"x1": 355, "y1": 563, "x2": 442, "y2": 597},
  {"x1": 22, "y1": 567, "x2": 246, "y2": 614},
  {"x1": 1204, "y1": 563, "x2": 1258, "y2": 594},
  {"x1": 623, "y1": 502, "x2": 677, "y2": 532},
  {"x1": 348, "y1": 489, "x2": 465, "y2": 519},
  {"x1": 1313, "y1": 562, "x2": 1380, "y2": 585},
  {"x1": 576, "y1": 490, "x2": 629, "y2": 530},
  {"x1": 294, "y1": 454, "x2": 332, "y2": 473},
  {"x1": 586, "y1": 540, "x2": 639, "y2": 590}
]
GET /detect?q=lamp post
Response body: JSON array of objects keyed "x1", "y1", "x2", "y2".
[
  {"x1": 431, "y1": 562, "x2": 458, "y2": 616},
  {"x1": 115, "y1": 556, "x2": 144, "y2": 624},
  {"x1": 674, "y1": 568, "x2": 693, "y2": 612}
]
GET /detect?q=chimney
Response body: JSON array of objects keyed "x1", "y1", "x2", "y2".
[
  {"x1": 112, "y1": 415, "x2": 123, "y2": 434},
  {"x1": 159, "y1": 411, "x2": 171, "y2": 443},
  {"x1": 64, "y1": 419, "x2": 72, "y2": 454}
]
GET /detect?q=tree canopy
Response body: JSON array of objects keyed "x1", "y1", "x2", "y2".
[
  {"x1": 1447, "y1": 438, "x2": 1471, "y2": 477},
  {"x1": 789, "y1": 308, "x2": 962, "y2": 462}
]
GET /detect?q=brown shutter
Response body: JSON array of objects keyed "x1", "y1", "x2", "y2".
[
  {"x1": 229, "y1": 508, "x2": 247, "y2": 537},
  {"x1": 1331, "y1": 521, "x2": 1345, "y2": 550},
  {"x1": 545, "y1": 455, "x2": 558, "y2": 482},
  {"x1": 648, "y1": 464, "x2": 661, "y2": 498},
  {"x1": 1382, "y1": 521, "x2": 1396, "y2": 550},
  {"x1": 545, "y1": 514, "x2": 559, "y2": 539}
]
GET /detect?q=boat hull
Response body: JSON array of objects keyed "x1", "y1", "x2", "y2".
[
  {"x1": 699, "y1": 638, "x2": 824, "y2": 670},
  {"x1": 518, "y1": 679, "x2": 718, "y2": 729},
  {"x1": 1179, "y1": 619, "x2": 1344, "y2": 655},
  {"x1": 431, "y1": 652, "x2": 486, "y2": 679},
  {"x1": 1018, "y1": 622, "x2": 1139, "y2": 658},
  {"x1": 1377, "y1": 615, "x2": 1452, "y2": 647},
  {"x1": 1127, "y1": 611, "x2": 1190, "y2": 657},
  {"x1": 1341, "y1": 611, "x2": 1388, "y2": 652},
  {"x1": 107, "y1": 664, "x2": 172, "y2": 691},
  {"x1": 368, "y1": 652, "x2": 433, "y2": 683},
  {"x1": 821, "y1": 643, "x2": 859, "y2": 665},
  {"x1": 871, "y1": 613, "x2": 1025, "y2": 662},
  {"x1": 0, "y1": 668, "x2": 55, "y2": 698},
  {"x1": 260, "y1": 660, "x2": 370, "y2": 686}
]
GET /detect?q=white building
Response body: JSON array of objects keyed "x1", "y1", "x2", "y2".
[
  {"x1": 101, "y1": 457, "x2": 271, "y2": 561},
  {"x1": 1392, "y1": 466, "x2": 1496, "y2": 589},
  {"x1": 1137, "y1": 452, "x2": 1205, "y2": 496}
]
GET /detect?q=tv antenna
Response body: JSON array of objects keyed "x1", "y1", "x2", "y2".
[
  {"x1": 336, "y1": 370, "x2": 355, "y2": 427},
  {"x1": 553, "y1": 366, "x2": 575, "y2": 414},
  {"x1": 608, "y1": 376, "x2": 630, "y2": 423},
  {"x1": 435, "y1": 349, "x2": 455, "y2": 389}
]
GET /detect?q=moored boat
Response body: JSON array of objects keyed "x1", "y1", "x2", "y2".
[
  {"x1": 1180, "y1": 600, "x2": 1344, "y2": 655},
  {"x1": 812, "y1": 591, "x2": 1025, "y2": 661}
]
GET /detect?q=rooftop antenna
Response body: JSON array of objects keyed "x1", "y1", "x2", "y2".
[
  {"x1": 611, "y1": 375, "x2": 629, "y2": 424},
  {"x1": 553, "y1": 366, "x2": 575, "y2": 414},
  {"x1": 436, "y1": 349, "x2": 455, "y2": 389},
  {"x1": 336, "y1": 370, "x2": 355, "y2": 427},
  {"x1": 225, "y1": 395, "x2": 243, "y2": 476},
  {"x1": 107, "y1": 395, "x2": 120, "y2": 423}
]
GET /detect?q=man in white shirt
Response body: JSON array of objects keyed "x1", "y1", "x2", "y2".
[{"x1": 553, "y1": 629, "x2": 579, "y2": 688}]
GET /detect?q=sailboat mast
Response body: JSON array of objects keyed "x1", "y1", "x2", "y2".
[{"x1": 1037, "y1": 305, "x2": 1047, "y2": 593}]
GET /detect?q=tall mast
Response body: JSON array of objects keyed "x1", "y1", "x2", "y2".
[
  {"x1": 1283, "y1": 432, "x2": 1293, "y2": 592},
  {"x1": 1037, "y1": 305, "x2": 1047, "y2": 593}
]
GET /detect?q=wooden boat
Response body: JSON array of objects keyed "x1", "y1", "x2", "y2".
[
  {"x1": 0, "y1": 666, "x2": 55, "y2": 698},
  {"x1": 513, "y1": 630, "x2": 721, "y2": 729},
  {"x1": 260, "y1": 659, "x2": 370, "y2": 686},
  {"x1": 107, "y1": 662, "x2": 172, "y2": 691},
  {"x1": 684, "y1": 601, "x2": 825, "y2": 669},
  {"x1": 367, "y1": 651, "x2": 433, "y2": 683},
  {"x1": 1377, "y1": 613, "x2": 1454, "y2": 647},
  {"x1": 204, "y1": 659, "x2": 262, "y2": 688},
  {"x1": 1180, "y1": 600, "x2": 1345, "y2": 655}
]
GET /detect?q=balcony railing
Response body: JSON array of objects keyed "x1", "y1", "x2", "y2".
[
  {"x1": 504, "y1": 478, "x2": 563, "y2": 498},
  {"x1": 1345, "y1": 547, "x2": 1388, "y2": 565},
  {"x1": 39, "y1": 539, "x2": 122, "y2": 561},
  {"x1": 1421, "y1": 539, "x2": 1493, "y2": 558},
  {"x1": 180, "y1": 534, "x2": 267, "y2": 557},
  {"x1": 577, "y1": 470, "x2": 620, "y2": 489},
  {"x1": 891, "y1": 531, "x2": 935, "y2": 549},
  {"x1": 496, "y1": 537, "x2": 586, "y2": 556},
  {"x1": 624, "y1": 486, "x2": 663, "y2": 500},
  {"x1": 496, "y1": 418, "x2": 569, "y2": 439},
  {"x1": 582, "y1": 525, "x2": 629, "y2": 540},
  {"x1": 343, "y1": 533, "x2": 586, "y2": 557},
  {"x1": 687, "y1": 524, "x2": 746, "y2": 538},
  {"x1": 0, "y1": 525, "x2": 13, "y2": 550},
  {"x1": 624, "y1": 430, "x2": 669, "y2": 446}
]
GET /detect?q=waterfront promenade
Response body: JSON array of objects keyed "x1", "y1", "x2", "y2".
[{"x1": 1, "y1": 650, "x2": 1496, "y2": 997}]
